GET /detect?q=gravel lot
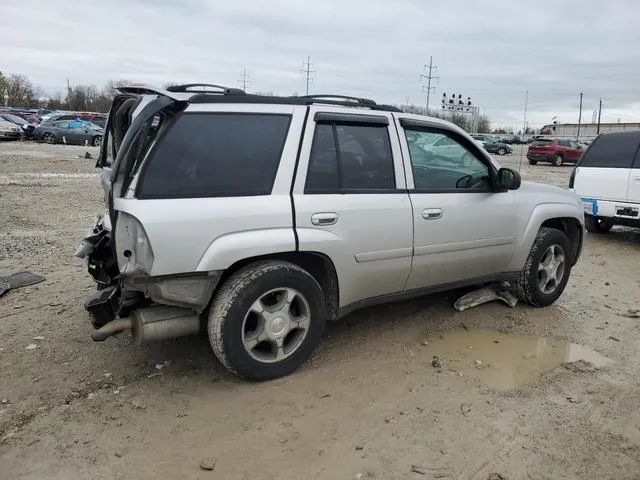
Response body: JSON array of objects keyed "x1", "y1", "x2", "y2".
[{"x1": 1, "y1": 141, "x2": 639, "y2": 480}]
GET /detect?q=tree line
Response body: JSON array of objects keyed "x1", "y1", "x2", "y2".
[{"x1": 398, "y1": 103, "x2": 492, "y2": 133}]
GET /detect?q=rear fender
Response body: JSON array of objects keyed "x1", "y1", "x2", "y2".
[
  {"x1": 195, "y1": 229, "x2": 296, "y2": 272},
  {"x1": 506, "y1": 203, "x2": 584, "y2": 271}
]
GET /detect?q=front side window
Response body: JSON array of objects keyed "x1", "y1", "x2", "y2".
[
  {"x1": 404, "y1": 129, "x2": 491, "y2": 191},
  {"x1": 138, "y1": 113, "x2": 291, "y2": 198},
  {"x1": 305, "y1": 122, "x2": 395, "y2": 193}
]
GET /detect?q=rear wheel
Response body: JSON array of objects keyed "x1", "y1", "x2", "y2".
[
  {"x1": 208, "y1": 261, "x2": 327, "y2": 381},
  {"x1": 42, "y1": 132, "x2": 56, "y2": 144},
  {"x1": 528, "y1": 159, "x2": 538, "y2": 165},
  {"x1": 552, "y1": 154, "x2": 563, "y2": 166},
  {"x1": 497, "y1": 147, "x2": 507, "y2": 156},
  {"x1": 515, "y1": 227, "x2": 572, "y2": 307},
  {"x1": 92, "y1": 135, "x2": 102, "y2": 147},
  {"x1": 584, "y1": 214, "x2": 613, "y2": 233}
]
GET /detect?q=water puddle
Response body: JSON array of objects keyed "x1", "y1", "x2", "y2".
[{"x1": 424, "y1": 329, "x2": 611, "y2": 390}]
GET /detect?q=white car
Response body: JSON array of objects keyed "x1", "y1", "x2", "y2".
[{"x1": 571, "y1": 130, "x2": 640, "y2": 232}]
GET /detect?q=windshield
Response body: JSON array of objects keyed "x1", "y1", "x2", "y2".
[{"x1": 2, "y1": 114, "x2": 27, "y2": 125}]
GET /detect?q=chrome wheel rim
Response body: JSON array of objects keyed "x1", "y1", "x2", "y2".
[
  {"x1": 43, "y1": 133, "x2": 55, "y2": 144},
  {"x1": 94, "y1": 136, "x2": 102, "y2": 147},
  {"x1": 241, "y1": 288, "x2": 311, "y2": 363},
  {"x1": 537, "y1": 245, "x2": 566, "y2": 294}
]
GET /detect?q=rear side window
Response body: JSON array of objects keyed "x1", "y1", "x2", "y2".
[
  {"x1": 579, "y1": 133, "x2": 640, "y2": 168},
  {"x1": 305, "y1": 122, "x2": 395, "y2": 193},
  {"x1": 138, "y1": 113, "x2": 291, "y2": 198},
  {"x1": 532, "y1": 139, "x2": 552, "y2": 146}
]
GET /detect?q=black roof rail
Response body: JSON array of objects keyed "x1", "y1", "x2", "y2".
[
  {"x1": 296, "y1": 94, "x2": 377, "y2": 107},
  {"x1": 188, "y1": 93, "x2": 403, "y2": 113},
  {"x1": 166, "y1": 83, "x2": 246, "y2": 95}
]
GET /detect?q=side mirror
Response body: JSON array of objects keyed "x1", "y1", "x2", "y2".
[{"x1": 496, "y1": 167, "x2": 521, "y2": 191}]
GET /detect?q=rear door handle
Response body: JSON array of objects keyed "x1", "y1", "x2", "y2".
[
  {"x1": 633, "y1": 176, "x2": 640, "y2": 181},
  {"x1": 311, "y1": 212, "x2": 338, "y2": 226},
  {"x1": 422, "y1": 208, "x2": 443, "y2": 220}
]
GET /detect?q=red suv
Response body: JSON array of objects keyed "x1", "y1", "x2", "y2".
[{"x1": 527, "y1": 138, "x2": 584, "y2": 166}]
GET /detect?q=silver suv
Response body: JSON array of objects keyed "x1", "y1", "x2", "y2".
[{"x1": 76, "y1": 84, "x2": 584, "y2": 380}]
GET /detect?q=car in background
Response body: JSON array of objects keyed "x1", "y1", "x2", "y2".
[
  {"x1": 34, "y1": 120, "x2": 104, "y2": 146},
  {"x1": 471, "y1": 134, "x2": 513, "y2": 155},
  {"x1": 0, "y1": 113, "x2": 37, "y2": 139},
  {"x1": 41, "y1": 112, "x2": 107, "y2": 128},
  {"x1": 527, "y1": 138, "x2": 583, "y2": 166},
  {"x1": 501, "y1": 135, "x2": 526, "y2": 144},
  {"x1": 0, "y1": 119, "x2": 22, "y2": 140},
  {"x1": 571, "y1": 130, "x2": 640, "y2": 233}
]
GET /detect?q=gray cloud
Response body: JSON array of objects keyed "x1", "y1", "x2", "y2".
[{"x1": 1, "y1": 0, "x2": 639, "y2": 128}]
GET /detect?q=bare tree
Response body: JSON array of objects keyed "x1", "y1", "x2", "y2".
[{"x1": 4, "y1": 74, "x2": 37, "y2": 107}]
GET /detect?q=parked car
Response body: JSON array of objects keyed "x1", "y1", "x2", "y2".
[
  {"x1": 570, "y1": 130, "x2": 640, "y2": 232},
  {"x1": 40, "y1": 112, "x2": 107, "y2": 127},
  {"x1": 471, "y1": 134, "x2": 513, "y2": 155},
  {"x1": 75, "y1": 84, "x2": 584, "y2": 381},
  {"x1": 527, "y1": 138, "x2": 583, "y2": 166},
  {"x1": 34, "y1": 120, "x2": 104, "y2": 146},
  {"x1": 500, "y1": 135, "x2": 522, "y2": 144},
  {"x1": 0, "y1": 119, "x2": 22, "y2": 140},
  {"x1": 0, "y1": 113, "x2": 37, "y2": 138}
]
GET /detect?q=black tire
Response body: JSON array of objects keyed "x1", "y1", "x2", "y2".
[
  {"x1": 584, "y1": 214, "x2": 612, "y2": 233},
  {"x1": 92, "y1": 135, "x2": 102, "y2": 147},
  {"x1": 514, "y1": 227, "x2": 572, "y2": 307},
  {"x1": 552, "y1": 154, "x2": 563, "y2": 166},
  {"x1": 42, "y1": 132, "x2": 56, "y2": 144},
  {"x1": 528, "y1": 159, "x2": 538, "y2": 165},
  {"x1": 208, "y1": 261, "x2": 327, "y2": 381},
  {"x1": 497, "y1": 147, "x2": 507, "y2": 156}
]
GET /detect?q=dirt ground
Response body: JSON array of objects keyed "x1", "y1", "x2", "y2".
[{"x1": 1, "y1": 141, "x2": 639, "y2": 480}]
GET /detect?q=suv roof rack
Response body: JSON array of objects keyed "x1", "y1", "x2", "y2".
[
  {"x1": 296, "y1": 94, "x2": 377, "y2": 107},
  {"x1": 189, "y1": 93, "x2": 402, "y2": 112},
  {"x1": 165, "y1": 83, "x2": 246, "y2": 95}
]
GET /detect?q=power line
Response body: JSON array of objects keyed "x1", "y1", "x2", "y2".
[
  {"x1": 238, "y1": 69, "x2": 251, "y2": 92},
  {"x1": 420, "y1": 56, "x2": 439, "y2": 112},
  {"x1": 300, "y1": 56, "x2": 315, "y2": 95}
]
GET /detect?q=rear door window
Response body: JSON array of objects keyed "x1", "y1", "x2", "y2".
[
  {"x1": 579, "y1": 133, "x2": 640, "y2": 168},
  {"x1": 137, "y1": 113, "x2": 291, "y2": 198},
  {"x1": 532, "y1": 139, "x2": 552, "y2": 146}
]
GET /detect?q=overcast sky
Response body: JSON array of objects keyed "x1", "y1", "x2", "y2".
[{"x1": 2, "y1": 0, "x2": 639, "y2": 129}]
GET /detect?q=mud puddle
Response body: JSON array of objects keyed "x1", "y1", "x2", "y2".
[{"x1": 425, "y1": 329, "x2": 611, "y2": 390}]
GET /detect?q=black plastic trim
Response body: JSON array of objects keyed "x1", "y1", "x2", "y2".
[
  {"x1": 314, "y1": 112, "x2": 389, "y2": 125},
  {"x1": 337, "y1": 272, "x2": 520, "y2": 319},
  {"x1": 290, "y1": 107, "x2": 311, "y2": 251}
]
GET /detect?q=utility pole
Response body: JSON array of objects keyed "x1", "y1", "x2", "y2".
[
  {"x1": 420, "y1": 56, "x2": 439, "y2": 113},
  {"x1": 238, "y1": 69, "x2": 251, "y2": 92},
  {"x1": 301, "y1": 56, "x2": 315, "y2": 95},
  {"x1": 576, "y1": 91, "x2": 583, "y2": 141},
  {"x1": 597, "y1": 98, "x2": 602, "y2": 134},
  {"x1": 519, "y1": 90, "x2": 529, "y2": 171}
]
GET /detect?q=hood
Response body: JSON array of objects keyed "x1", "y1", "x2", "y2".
[{"x1": 520, "y1": 181, "x2": 580, "y2": 205}]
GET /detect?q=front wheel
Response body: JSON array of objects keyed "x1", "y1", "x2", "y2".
[
  {"x1": 584, "y1": 214, "x2": 613, "y2": 233},
  {"x1": 528, "y1": 159, "x2": 538, "y2": 165},
  {"x1": 553, "y1": 154, "x2": 564, "y2": 166},
  {"x1": 208, "y1": 261, "x2": 327, "y2": 381},
  {"x1": 514, "y1": 227, "x2": 572, "y2": 307}
]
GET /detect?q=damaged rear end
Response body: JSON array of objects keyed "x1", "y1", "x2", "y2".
[{"x1": 75, "y1": 85, "x2": 218, "y2": 343}]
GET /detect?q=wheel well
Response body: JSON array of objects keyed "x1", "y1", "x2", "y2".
[
  {"x1": 541, "y1": 217, "x2": 582, "y2": 263},
  {"x1": 216, "y1": 251, "x2": 340, "y2": 321}
]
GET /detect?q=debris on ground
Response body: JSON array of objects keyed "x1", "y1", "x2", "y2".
[
  {"x1": 487, "y1": 474, "x2": 507, "y2": 480},
  {"x1": 562, "y1": 360, "x2": 597, "y2": 373},
  {"x1": 25, "y1": 344, "x2": 38, "y2": 350},
  {"x1": 460, "y1": 403, "x2": 472, "y2": 416},
  {"x1": 199, "y1": 458, "x2": 217, "y2": 471},
  {"x1": 0, "y1": 271, "x2": 46, "y2": 298},
  {"x1": 84, "y1": 152, "x2": 92, "y2": 159},
  {"x1": 431, "y1": 356, "x2": 443, "y2": 368},
  {"x1": 453, "y1": 283, "x2": 518, "y2": 311},
  {"x1": 619, "y1": 308, "x2": 640, "y2": 318},
  {"x1": 608, "y1": 336, "x2": 620, "y2": 342},
  {"x1": 32, "y1": 336, "x2": 45, "y2": 341},
  {"x1": 410, "y1": 464, "x2": 451, "y2": 477}
]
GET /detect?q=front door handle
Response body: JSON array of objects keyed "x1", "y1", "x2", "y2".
[
  {"x1": 422, "y1": 208, "x2": 443, "y2": 220},
  {"x1": 633, "y1": 176, "x2": 640, "y2": 182},
  {"x1": 311, "y1": 212, "x2": 338, "y2": 226}
]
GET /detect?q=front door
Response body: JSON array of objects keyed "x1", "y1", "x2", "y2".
[
  {"x1": 397, "y1": 118, "x2": 518, "y2": 290},
  {"x1": 292, "y1": 107, "x2": 413, "y2": 308}
]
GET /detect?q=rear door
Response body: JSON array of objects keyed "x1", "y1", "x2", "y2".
[
  {"x1": 292, "y1": 106, "x2": 413, "y2": 308},
  {"x1": 397, "y1": 117, "x2": 518, "y2": 289},
  {"x1": 574, "y1": 132, "x2": 639, "y2": 206}
]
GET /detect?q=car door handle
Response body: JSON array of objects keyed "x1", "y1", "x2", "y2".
[
  {"x1": 633, "y1": 176, "x2": 640, "y2": 182},
  {"x1": 311, "y1": 212, "x2": 338, "y2": 226},
  {"x1": 422, "y1": 208, "x2": 443, "y2": 220}
]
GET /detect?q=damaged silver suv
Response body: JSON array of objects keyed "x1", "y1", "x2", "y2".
[{"x1": 76, "y1": 83, "x2": 584, "y2": 380}]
